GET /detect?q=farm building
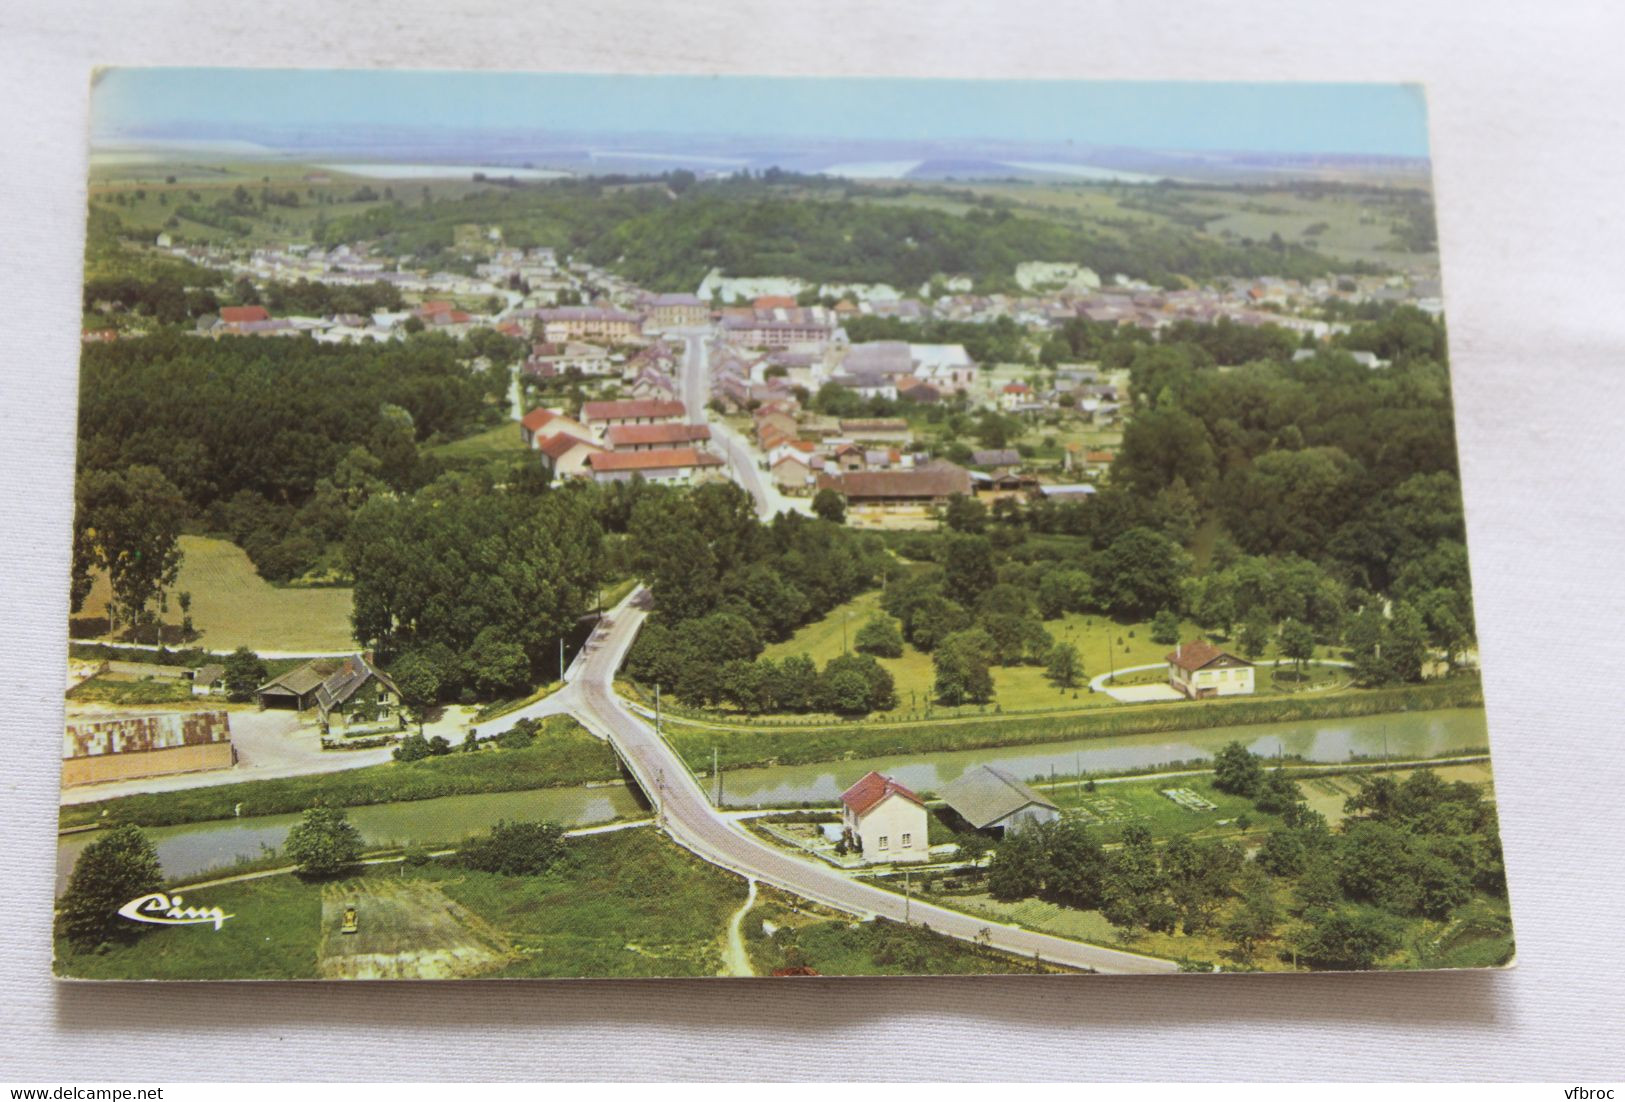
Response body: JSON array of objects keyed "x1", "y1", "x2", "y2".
[
  {"x1": 62, "y1": 710, "x2": 235, "y2": 787},
  {"x1": 256, "y1": 653, "x2": 404, "y2": 735},
  {"x1": 190, "y1": 663, "x2": 227, "y2": 697},
  {"x1": 840, "y1": 771, "x2": 929, "y2": 865},
  {"x1": 939, "y1": 765, "x2": 1060, "y2": 838}
]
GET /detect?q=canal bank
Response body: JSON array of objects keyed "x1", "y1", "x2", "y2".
[{"x1": 58, "y1": 707, "x2": 1490, "y2": 893}]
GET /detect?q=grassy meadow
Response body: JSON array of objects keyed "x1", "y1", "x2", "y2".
[
  {"x1": 56, "y1": 828, "x2": 747, "y2": 980},
  {"x1": 75, "y1": 534, "x2": 357, "y2": 653},
  {"x1": 756, "y1": 590, "x2": 1349, "y2": 723}
]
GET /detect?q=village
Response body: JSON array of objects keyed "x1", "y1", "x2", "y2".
[{"x1": 60, "y1": 140, "x2": 1502, "y2": 982}]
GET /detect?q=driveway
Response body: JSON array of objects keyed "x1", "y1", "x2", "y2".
[
  {"x1": 59, "y1": 706, "x2": 397, "y2": 805},
  {"x1": 1103, "y1": 683, "x2": 1186, "y2": 703}
]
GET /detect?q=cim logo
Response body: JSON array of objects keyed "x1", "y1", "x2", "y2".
[{"x1": 117, "y1": 891, "x2": 233, "y2": 931}]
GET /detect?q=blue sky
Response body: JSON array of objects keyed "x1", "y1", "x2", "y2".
[{"x1": 90, "y1": 69, "x2": 1431, "y2": 157}]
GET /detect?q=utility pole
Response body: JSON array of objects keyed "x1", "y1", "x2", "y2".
[
  {"x1": 713, "y1": 744, "x2": 721, "y2": 807},
  {"x1": 559, "y1": 636, "x2": 565, "y2": 682},
  {"x1": 904, "y1": 866, "x2": 911, "y2": 924},
  {"x1": 1107, "y1": 632, "x2": 1116, "y2": 685},
  {"x1": 655, "y1": 684, "x2": 662, "y2": 734}
]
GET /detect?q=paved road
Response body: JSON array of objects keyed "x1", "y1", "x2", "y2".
[
  {"x1": 570, "y1": 587, "x2": 1177, "y2": 975},
  {"x1": 671, "y1": 330, "x2": 796, "y2": 521}
]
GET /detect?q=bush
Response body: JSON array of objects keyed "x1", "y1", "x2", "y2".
[
  {"x1": 457, "y1": 819, "x2": 568, "y2": 876},
  {"x1": 284, "y1": 805, "x2": 363, "y2": 878},
  {"x1": 496, "y1": 719, "x2": 538, "y2": 750},
  {"x1": 393, "y1": 734, "x2": 432, "y2": 762},
  {"x1": 57, "y1": 824, "x2": 163, "y2": 950}
]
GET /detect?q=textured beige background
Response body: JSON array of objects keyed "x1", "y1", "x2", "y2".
[{"x1": 4, "y1": 0, "x2": 1624, "y2": 1081}]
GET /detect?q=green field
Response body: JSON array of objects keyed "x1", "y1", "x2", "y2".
[
  {"x1": 75, "y1": 534, "x2": 356, "y2": 653},
  {"x1": 86, "y1": 160, "x2": 500, "y2": 253},
  {"x1": 59, "y1": 715, "x2": 620, "y2": 830},
  {"x1": 427, "y1": 421, "x2": 528, "y2": 463},
  {"x1": 743, "y1": 884, "x2": 1056, "y2": 976},
  {"x1": 757, "y1": 590, "x2": 1341, "y2": 721},
  {"x1": 55, "y1": 828, "x2": 747, "y2": 980}
]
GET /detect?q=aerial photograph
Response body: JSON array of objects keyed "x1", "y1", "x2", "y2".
[{"x1": 55, "y1": 69, "x2": 1509, "y2": 979}]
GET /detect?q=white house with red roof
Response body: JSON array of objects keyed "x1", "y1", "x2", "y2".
[
  {"x1": 581, "y1": 398, "x2": 687, "y2": 439},
  {"x1": 999, "y1": 381, "x2": 1034, "y2": 412},
  {"x1": 536, "y1": 432, "x2": 606, "y2": 480},
  {"x1": 840, "y1": 771, "x2": 929, "y2": 864},
  {"x1": 584, "y1": 447, "x2": 724, "y2": 485},
  {"x1": 1166, "y1": 640, "x2": 1255, "y2": 699},
  {"x1": 518, "y1": 407, "x2": 593, "y2": 450}
]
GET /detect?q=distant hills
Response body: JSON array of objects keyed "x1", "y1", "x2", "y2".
[{"x1": 90, "y1": 127, "x2": 1430, "y2": 186}]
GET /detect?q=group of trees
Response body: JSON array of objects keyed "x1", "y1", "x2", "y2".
[
  {"x1": 977, "y1": 744, "x2": 1505, "y2": 969},
  {"x1": 1217, "y1": 742, "x2": 1506, "y2": 968},
  {"x1": 346, "y1": 477, "x2": 602, "y2": 702},
  {"x1": 70, "y1": 465, "x2": 188, "y2": 634},
  {"x1": 988, "y1": 817, "x2": 1247, "y2": 939},
  {"x1": 72, "y1": 330, "x2": 497, "y2": 591},
  {"x1": 621, "y1": 482, "x2": 901, "y2": 715},
  {"x1": 259, "y1": 278, "x2": 405, "y2": 317}
]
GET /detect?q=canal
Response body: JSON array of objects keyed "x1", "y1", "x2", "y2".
[{"x1": 57, "y1": 707, "x2": 1489, "y2": 893}]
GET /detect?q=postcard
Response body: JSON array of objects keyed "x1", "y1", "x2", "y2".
[{"x1": 56, "y1": 69, "x2": 1508, "y2": 979}]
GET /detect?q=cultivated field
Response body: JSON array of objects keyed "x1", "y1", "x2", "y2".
[
  {"x1": 76, "y1": 534, "x2": 356, "y2": 653},
  {"x1": 317, "y1": 878, "x2": 515, "y2": 980}
]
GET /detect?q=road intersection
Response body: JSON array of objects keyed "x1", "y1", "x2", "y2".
[{"x1": 556, "y1": 586, "x2": 1178, "y2": 975}]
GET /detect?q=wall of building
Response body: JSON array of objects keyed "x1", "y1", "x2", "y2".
[
  {"x1": 856, "y1": 796, "x2": 929, "y2": 864},
  {"x1": 62, "y1": 741, "x2": 235, "y2": 787}
]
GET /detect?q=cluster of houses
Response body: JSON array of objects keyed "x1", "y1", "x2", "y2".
[{"x1": 520, "y1": 397, "x2": 724, "y2": 486}]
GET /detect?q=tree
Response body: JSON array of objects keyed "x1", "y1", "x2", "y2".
[
  {"x1": 1150, "y1": 608, "x2": 1181, "y2": 646},
  {"x1": 853, "y1": 615, "x2": 904, "y2": 659},
  {"x1": 988, "y1": 829, "x2": 1045, "y2": 901},
  {"x1": 1384, "y1": 600, "x2": 1429, "y2": 683},
  {"x1": 390, "y1": 651, "x2": 441, "y2": 732},
  {"x1": 57, "y1": 824, "x2": 163, "y2": 950},
  {"x1": 1254, "y1": 768, "x2": 1302, "y2": 815},
  {"x1": 458, "y1": 819, "x2": 567, "y2": 876},
  {"x1": 1238, "y1": 607, "x2": 1272, "y2": 661},
  {"x1": 1212, "y1": 740, "x2": 1264, "y2": 797},
  {"x1": 1290, "y1": 905, "x2": 1405, "y2": 970},
  {"x1": 283, "y1": 805, "x2": 363, "y2": 878},
  {"x1": 933, "y1": 628, "x2": 995, "y2": 705},
  {"x1": 942, "y1": 493, "x2": 988, "y2": 534},
  {"x1": 942, "y1": 535, "x2": 997, "y2": 601},
  {"x1": 1096, "y1": 527, "x2": 1189, "y2": 619},
  {"x1": 1045, "y1": 642, "x2": 1082, "y2": 689},
  {"x1": 1278, "y1": 617, "x2": 1316, "y2": 676},
  {"x1": 1222, "y1": 865, "x2": 1280, "y2": 964},
  {"x1": 222, "y1": 646, "x2": 268, "y2": 702},
  {"x1": 72, "y1": 465, "x2": 188, "y2": 630},
  {"x1": 1163, "y1": 835, "x2": 1242, "y2": 933},
  {"x1": 811, "y1": 488, "x2": 846, "y2": 523},
  {"x1": 1102, "y1": 823, "x2": 1172, "y2": 931}
]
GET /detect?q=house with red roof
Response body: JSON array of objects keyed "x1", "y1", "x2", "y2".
[
  {"x1": 535, "y1": 432, "x2": 606, "y2": 480},
  {"x1": 219, "y1": 305, "x2": 270, "y2": 325},
  {"x1": 1166, "y1": 640, "x2": 1254, "y2": 699},
  {"x1": 839, "y1": 771, "x2": 929, "y2": 864},
  {"x1": 581, "y1": 398, "x2": 686, "y2": 439},
  {"x1": 584, "y1": 447, "x2": 724, "y2": 486},
  {"x1": 519, "y1": 407, "x2": 593, "y2": 450}
]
